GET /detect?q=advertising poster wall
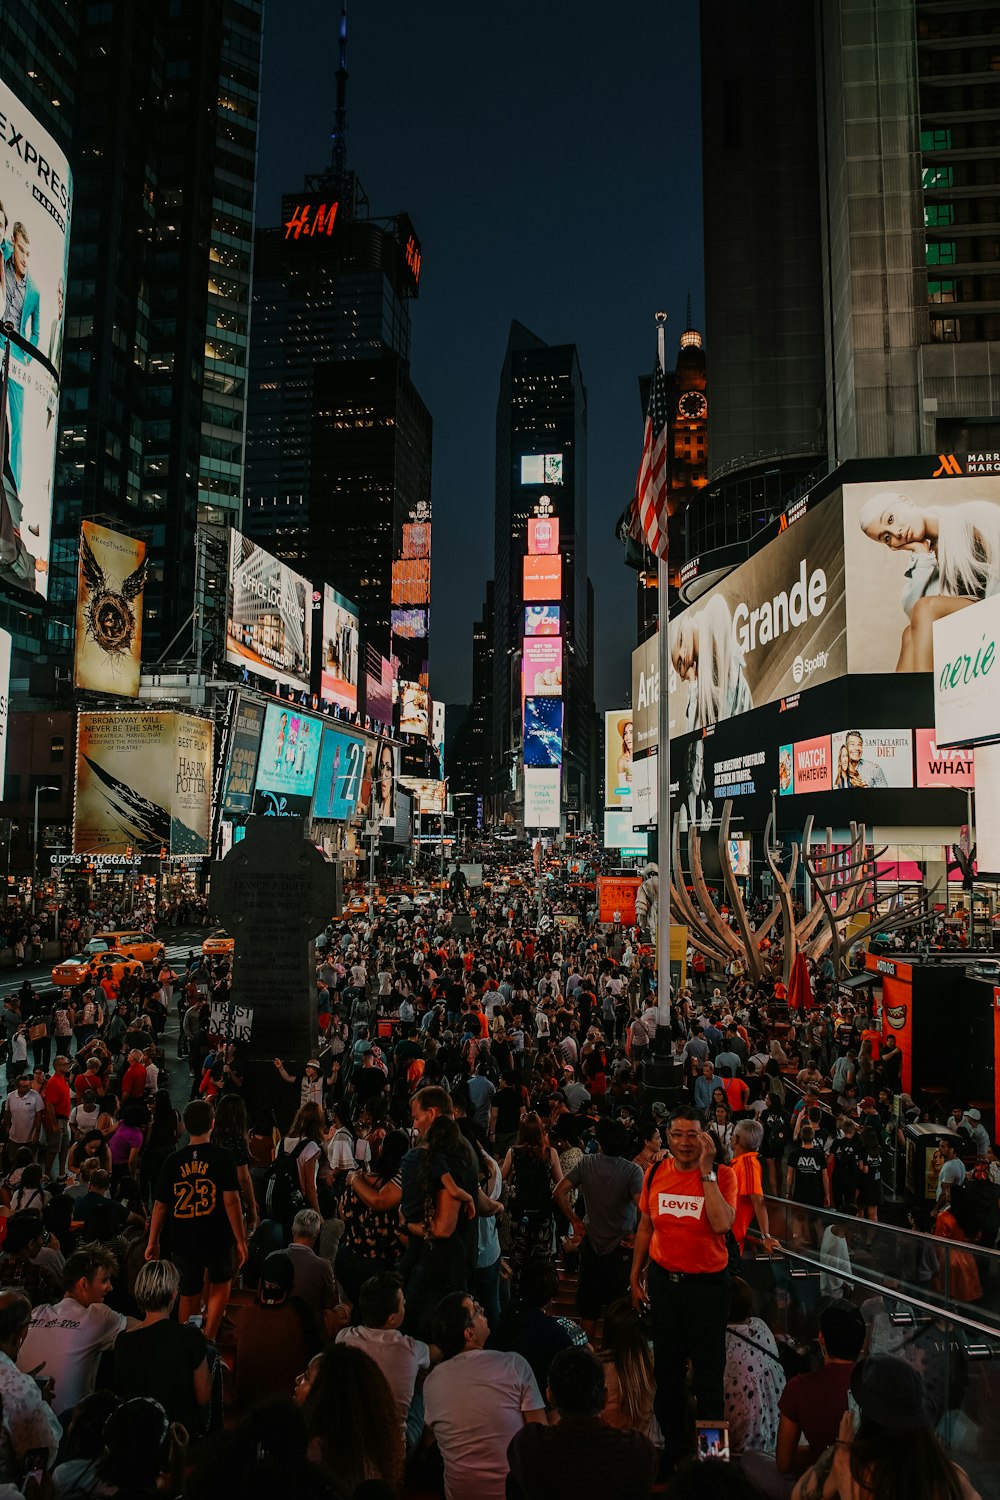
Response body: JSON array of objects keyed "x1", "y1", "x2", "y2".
[
  {"x1": 915, "y1": 729, "x2": 975, "y2": 788},
  {"x1": 524, "y1": 767, "x2": 561, "y2": 828},
  {"x1": 843, "y1": 476, "x2": 1000, "y2": 678},
  {"x1": 399, "y1": 774, "x2": 445, "y2": 815},
  {"x1": 522, "y1": 639, "x2": 562, "y2": 698},
  {"x1": 604, "y1": 710, "x2": 633, "y2": 809},
  {"x1": 524, "y1": 696, "x2": 563, "y2": 767},
  {"x1": 932, "y1": 591, "x2": 1000, "y2": 748},
  {"x1": 520, "y1": 453, "x2": 563, "y2": 485},
  {"x1": 399, "y1": 681, "x2": 430, "y2": 737},
  {"x1": 669, "y1": 495, "x2": 846, "y2": 737},
  {"x1": 597, "y1": 874, "x2": 641, "y2": 925},
  {"x1": 74, "y1": 711, "x2": 212, "y2": 856},
  {"x1": 220, "y1": 697, "x2": 265, "y2": 816},
  {"x1": 254, "y1": 702, "x2": 323, "y2": 814},
  {"x1": 318, "y1": 584, "x2": 359, "y2": 712},
  {"x1": 528, "y1": 517, "x2": 560, "y2": 555},
  {"x1": 830, "y1": 729, "x2": 913, "y2": 789},
  {"x1": 524, "y1": 605, "x2": 560, "y2": 637},
  {"x1": 0, "y1": 626, "x2": 9, "y2": 800},
  {"x1": 313, "y1": 726, "x2": 365, "y2": 820},
  {"x1": 73, "y1": 523, "x2": 147, "y2": 696},
  {"x1": 779, "y1": 735, "x2": 833, "y2": 796},
  {"x1": 369, "y1": 739, "x2": 399, "y2": 824},
  {"x1": 0, "y1": 79, "x2": 72, "y2": 600},
  {"x1": 523, "y1": 555, "x2": 562, "y2": 601},
  {"x1": 226, "y1": 530, "x2": 310, "y2": 692}
]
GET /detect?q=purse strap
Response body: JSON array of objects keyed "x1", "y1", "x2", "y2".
[{"x1": 726, "y1": 1322, "x2": 783, "y2": 1366}]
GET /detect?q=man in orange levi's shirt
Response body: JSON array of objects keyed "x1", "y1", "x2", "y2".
[{"x1": 629, "y1": 1105, "x2": 737, "y2": 1470}]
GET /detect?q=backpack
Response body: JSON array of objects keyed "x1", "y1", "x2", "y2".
[{"x1": 264, "y1": 1138, "x2": 309, "y2": 1229}]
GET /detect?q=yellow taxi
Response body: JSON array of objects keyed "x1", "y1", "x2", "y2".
[
  {"x1": 344, "y1": 896, "x2": 371, "y2": 916},
  {"x1": 202, "y1": 929, "x2": 235, "y2": 957},
  {"x1": 85, "y1": 931, "x2": 166, "y2": 966},
  {"x1": 51, "y1": 953, "x2": 146, "y2": 989}
]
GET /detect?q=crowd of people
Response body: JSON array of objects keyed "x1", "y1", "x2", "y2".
[{"x1": 0, "y1": 877, "x2": 988, "y2": 1500}]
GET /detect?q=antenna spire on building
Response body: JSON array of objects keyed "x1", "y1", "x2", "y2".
[
  {"x1": 332, "y1": 0, "x2": 349, "y2": 176},
  {"x1": 686, "y1": 291, "x2": 692, "y2": 329}
]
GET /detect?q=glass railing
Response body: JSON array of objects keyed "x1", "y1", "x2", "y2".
[{"x1": 736, "y1": 1204, "x2": 1000, "y2": 1497}]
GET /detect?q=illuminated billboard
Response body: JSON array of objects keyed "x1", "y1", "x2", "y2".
[
  {"x1": 220, "y1": 697, "x2": 265, "y2": 816},
  {"x1": 520, "y1": 453, "x2": 563, "y2": 485},
  {"x1": 313, "y1": 726, "x2": 366, "y2": 820},
  {"x1": 523, "y1": 555, "x2": 562, "y2": 602},
  {"x1": 0, "y1": 627, "x2": 10, "y2": 800},
  {"x1": 367, "y1": 739, "x2": 399, "y2": 825},
  {"x1": 318, "y1": 584, "x2": 359, "y2": 713},
  {"x1": 522, "y1": 638, "x2": 562, "y2": 698},
  {"x1": 778, "y1": 734, "x2": 833, "y2": 796},
  {"x1": 400, "y1": 521, "x2": 431, "y2": 560},
  {"x1": 528, "y1": 517, "x2": 560, "y2": 555},
  {"x1": 399, "y1": 680, "x2": 430, "y2": 737},
  {"x1": 391, "y1": 558, "x2": 431, "y2": 606},
  {"x1": 254, "y1": 702, "x2": 323, "y2": 814},
  {"x1": 73, "y1": 523, "x2": 147, "y2": 697},
  {"x1": 525, "y1": 605, "x2": 560, "y2": 637},
  {"x1": 668, "y1": 494, "x2": 846, "y2": 737},
  {"x1": 843, "y1": 476, "x2": 1000, "y2": 678},
  {"x1": 524, "y1": 696, "x2": 563, "y2": 768},
  {"x1": 524, "y1": 767, "x2": 561, "y2": 828},
  {"x1": 226, "y1": 530, "x2": 310, "y2": 692},
  {"x1": 914, "y1": 729, "x2": 975, "y2": 789},
  {"x1": 399, "y1": 775, "x2": 445, "y2": 815},
  {"x1": 74, "y1": 712, "x2": 212, "y2": 856},
  {"x1": 603, "y1": 810, "x2": 648, "y2": 853},
  {"x1": 0, "y1": 79, "x2": 72, "y2": 601},
  {"x1": 779, "y1": 729, "x2": 914, "y2": 794},
  {"x1": 364, "y1": 646, "x2": 393, "y2": 728},
  {"x1": 432, "y1": 700, "x2": 445, "y2": 778},
  {"x1": 604, "y1": 711, "x2": 633, "y2": 809},
  {"x1": 391, "y1": 608, "x2": 429, "y2": 639},
  {"x1": 631, "y1": 635, "x2": 659, "y2": 828}
]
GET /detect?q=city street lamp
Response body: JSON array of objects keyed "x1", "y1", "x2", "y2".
[{"x1": 33, "y1": 784, "x2": 60, "y2": 914}]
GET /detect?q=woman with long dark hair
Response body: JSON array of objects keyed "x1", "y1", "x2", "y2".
[
  {"x1": 304, "y1": 1343, "x2": 404, "y2": 1495},
  {"x1": 139, "y1": 1089, "x2": 180, "y2": 1204},
  {"x1": 335, "y1": 1127, "x2": 408, "y2": 1306},
  {"x1": 500, "y1": 1112, "x2": 561, "y2": 1291},
  {"x1": 598, "y1": 1295, "x2": 662, "y2": 1446},
  {"x1": 213, "y1": 1093, "x2": 258, "y2": 1237}
]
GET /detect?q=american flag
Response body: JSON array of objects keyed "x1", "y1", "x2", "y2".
[{"x1": 635, "y1": 356, "x2": 670, "y2": 560}]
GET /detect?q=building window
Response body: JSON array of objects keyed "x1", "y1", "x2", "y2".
[
  {"x1": 920, "y1": 127, "x2": 953, "y2": 152},
  {"x1": 926, "y1": 241, "x2": 957, "y2": 265},
  {"x1": 925, "y1": 203, "x2": 955, "y2": 227},
  {"x1": 928, "y1": 279, "x2": 958, "y2": 303},
  {"x1": 50, "y1": 737, "x2": 64, "y2": 764}
]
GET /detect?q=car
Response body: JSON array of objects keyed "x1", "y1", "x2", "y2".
[
  {"x1": 51, "y1": 953, "x2": 146, "y2": 989},
  {"x1": 344, "y1": 896, "x2": 371, "y2": 916},
  {"x1": 202, "y1": 929, "x2": 235, "y2": 957},
  {"x1": 384, "y1": 894, "x2": 415, "y2": 916},
  {"x1": 412, "y1": 891, "x2": 434, "y2": 907},
  {"x1": 85, "y1": 930, "x2": 165, "y2": 966}
]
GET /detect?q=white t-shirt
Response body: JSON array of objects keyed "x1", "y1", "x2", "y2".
[
  {"x1": 18, "y1": 1297, "x2": 126, "y2": 1416},
  {"x1": 423, "y1": 1348, "x2": 544, "y2": 1500},
  {"x1": 6, "y1": 1091, "x2": 43, "y2": 1144},
  {"x1": 336, "y1": 1325, "x2": 430, "y2": 1434}
]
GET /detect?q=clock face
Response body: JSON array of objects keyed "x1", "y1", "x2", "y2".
[{"x1": 678, "y1": 391, "x2": 707, "y2": 421}]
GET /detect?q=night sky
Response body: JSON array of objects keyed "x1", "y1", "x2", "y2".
[{"x1": 256, "y1": 0, "x2": 703, "y2": 710}]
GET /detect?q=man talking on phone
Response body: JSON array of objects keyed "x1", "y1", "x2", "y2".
[{"x1": 629, "y1": 1104, "x2": 737, "y2": 1471}]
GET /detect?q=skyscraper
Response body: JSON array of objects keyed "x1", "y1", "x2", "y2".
[
  {"x1": 37, "y1": 0, "x2": 264, "y2": 664},
  {"x1": 243, "y1": 6, "x2": 431, "y2": 681},
  {"x1": 493, "y1": 322, "x2": 595, "y2": 827},
  {"x1": 698, "y1": 0, "x2": 1000, "y2": 556}
]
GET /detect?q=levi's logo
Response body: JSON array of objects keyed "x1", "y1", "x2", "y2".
[{"x1": 658, "y1": 1193, "x2": 704, "y2": 1220}]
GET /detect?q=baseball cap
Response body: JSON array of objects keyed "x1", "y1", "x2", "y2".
[
  {"x1": 966, "y1": 1108, "x2": 982, "y2": 1121},
  {"x1": 850, "y1": 1355, "x2": 931, "y2": 1431},
  {"x1": 860, "y1": 1097, "x2": 876, "y2": 1110}
]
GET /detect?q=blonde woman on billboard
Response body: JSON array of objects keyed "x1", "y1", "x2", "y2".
[
  {"x1": 670, "y1": 594, "x2": 753, "y2": 731},
  {"x1": 859, "y1": 491, "x2": 1000, "y2": 671}
]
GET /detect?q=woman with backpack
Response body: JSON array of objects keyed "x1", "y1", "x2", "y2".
[
  {"x1": 500, "y1": 1112, "x2": 561, "y2": 1292},
  {"x1": 267, "y1": 1101, "x2": 325, "y2": 1235}
]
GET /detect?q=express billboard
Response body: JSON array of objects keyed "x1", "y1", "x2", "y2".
[
  {"x1": 74, "y1": 711, "x2": 212, "y2": 856},
  {"x1": 668, "y1": 494, "x2": 846, "y2": 738},
  {"x1": 73, "y1": 523, "x2": 147, "y2": 696},
  {"x1": 226, "y1": 530, "x2": 310, "y2": 692},
  {"x1": 318, "y1": 584, "x2": 359, "y2": 712},
  {"x1": 313, "y1": 725, "x2": 365, "y2": 820},
  {"x1": 0, "y1": 80, "x2": 72, "y2": 601}
]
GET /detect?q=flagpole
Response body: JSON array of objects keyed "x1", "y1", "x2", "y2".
[{"x1": 655, "y1": 311, "x2": 671, "y2": 1033}]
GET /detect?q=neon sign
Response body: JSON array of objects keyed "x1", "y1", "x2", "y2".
[
  {"x1": 404, "y1": 233, "x2": 422, "y2": 285},
  {"x1": 284, "y1": 201, "x2": 340, "y2": 240}
]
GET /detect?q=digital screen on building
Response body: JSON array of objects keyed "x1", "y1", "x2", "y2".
[
  {"x1": 522, "y1": 638, "x2": 562, "y2": 698},
  {"x1": 254, "y1": 702, "x2": 323, "y2": 812},
  {"x1": 523, "y1": 555, "x2": 562, "y2": 602},
  {"x1": 391, "y1": 608, "x2": 429, "y2": 639},
  {"x1": 525, "y1": 605, "x2": 561, "y2": 636},
  {"x1": 220, "y1": 697, "x2": 265, "y2": 816},
  {"x1": 779, "y1": 729, "x2": 914, "y2": 795},
  {"x1": 399, "y1": 680, "x2": 430, "y2": 737},
  {"x1": 524, "y1": 767, "x2": 561, "y2": 828},
  {"x1": 728, "y1": 838, "x2": 751, "y2": 877},
  {"x1": 604, "y1": 810, "x2": 648, "y2": 854},
  {"x1": 520, "y1": 454, "x2": 563, "y2": 486},
  {"x1": 914, "y1": 728, "x2": 975, "y2": 788},
  {"x1": 391, "y1": 559, "x2": 431, "y2": 607},
  {"x1": 0, "y1": 79, "x2": 72, "y2": 602},
  {"x1": 226, "y1": 530, "x2": 311, "y2": 692},
  {"x1": 400, "y1": 522, "x2": 431, "y2": 560},
  {"x1": 74, "y1": 522, "x2": 147, "y2": 697},
  {"x1": 528, "y1": 517, "x2": 560, "y2": 555},
  {"x1": 399, "y1": 775, "x2": 446, "y2": 814},
  {"x1": 364, "y1": 646, "x2": 394, "y2": 728},
  {"x1": 318, "y1": 584, "x2": 359, "y2": 713},
  {"x1": 313, "y1": 726, "x2": 366, "y2": 820},
  {"x1": 605, "y1": 710, "x2": 633, "y2": 809},
  {"x1": 524, "y1": 696, "x2": 563, "y2": 768}
]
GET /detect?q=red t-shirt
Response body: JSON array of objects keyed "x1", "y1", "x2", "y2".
[
  {"x1": 121, "y1": 1063, "x2": 148, "y2": 1099},
  {"x1": 639, "y1": 1159, "x2": 738, "y2": 1274},
  {"x1": 43, "y1": 1074, "x2": 72, "y2": 1122},
  {"x1": 730, "y1": 1150, "x2": 763, "y2": 1250},
  {"x1": 779, "y1": 1362, "x2": 854, "y2": 1466}
]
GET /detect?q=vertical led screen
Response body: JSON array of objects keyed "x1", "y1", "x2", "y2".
[
  {"x1": 363, "y1": 644, "x2": 393, "y2": 729},
  {"x1": 220, "y1": 697, "x2": 265, "y2": 817},
  {"x1": 0, "y1": 627, "x2": 9, "y2": 800},
  {"x1": 74, "y1": 712, "x2": 212, "y2": 856},
  {"x1": 523, "y1": 697, "x2": 563, "y2": 767},
  {"x1": 524, "y1": 605, "x2": 560, "y2": 636},
  {"x1": 522, "y1": 639, "x2": 562, "y2": 699},
  {"x1": 313, "y1": 726, "x2": 366, "y2": 820},
  {"x1": 226, "y1": 530, "x2": 310, "y2": 692},
  {"x1": 0, "y1": 79, "x2": 72, "y2": 600},
  {"x1": 604, "y1": 711, "x2": 633, "y2": 810},
  {"x1": 528, "y1": 517, "x2": 560, "y2": 555},
  {"x1": 73, "y1": 522, "x2": 147, "y2": 696},
  {"x1": 523, "y1": 555, "x2": 562, "y2": 601},
  {"x1": 524, "y1": 767, "x2": 561, "y2": 828},
  {"x1": 631, "y1": 635, "x2": 659, "y2": 829},
  {"x1": 318, "y1": 584, "x2": 359, "y2": 713},
  {"x1": 399, "y1": 680, "x2": 430, "y2": 737}
]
